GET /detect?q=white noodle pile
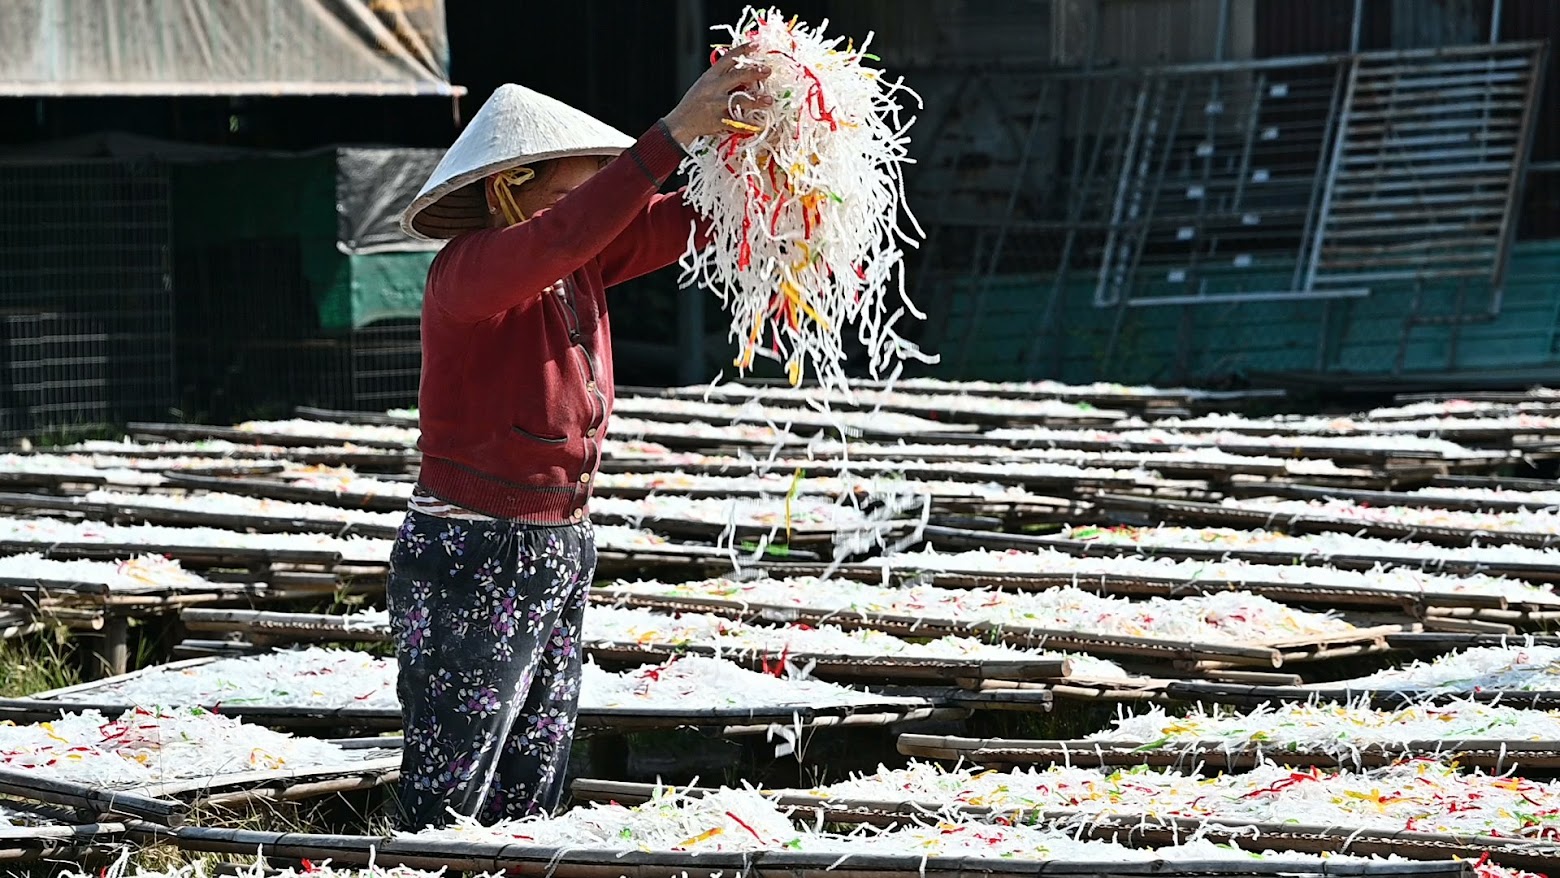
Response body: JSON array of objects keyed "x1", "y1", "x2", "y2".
[
  {"x1": 594, "y1": 525, "x2": 728, "y2": 556},
  {"x1": 75, "y1": 647, "x2": 400, "y2": 710},
  {"x1": 53, "y1": 649, "x2": 908, "y2": 714},
  {"x1": 611, "y1": 397, "x2": 970, "y2": 435},
  {"x1": 281, "y1": 466, "x2": 415, "y2": 499},
  {"x1": 0, "y1": 453, "x2": 163, "y2": 486},
  {"x1": 818, "y1": 759, "x2": 1560, "y2": 839},
  {"x1": 0, "y1": 515, "x2": 718, "y2": 566},
  {"x1": 867, "y1": 546, "x2": 1559, "y2": 605},
  {"x1": 1059, "y1": 523, "x2": 1560, "y2": 570},
  {"x1": 0, "y1": 707, "x2": 360, "y2": 787},
  {"x1": 601, "y1": 438, "x2": 677, "y2": 458},
  {"x1": 1161, "y1": 412, "x2": 1560, "y2": 436},
  {"x1": 1406, "y1": 485, "x2": 1560, "y2": 507},
  {"x1": 68, "y1": 437, "x2": 411, "y2": 463},
  {"x1": 984, "y1": 426, "x2": 1502, "y2": 459},
  {"x1": 587, "y1": 605, "x2": 1130, "y2": 679},
  {"x1": 1095, "y1": 699, "x2": 1560, "y2": 753},
  {"x1": 592, "y1": 495, "x2": 896, "y2": 531},
  {"x1": 0, "y1": 553, "x2": 215, "y2": 592},
  {"x1": 594, "y1": 470, "x2": 1041, "y2": 503},
  {"x1": 75, "y1": 857, "x2": 479, "y2": 878},
  {"x1": 582, "y1": 655, "x2": 917, "y2": 711},
  {"x1": 602, "y1": 577, "x2": 1356, "y2": 645},
  {"x1": 677, "y1": 377, "x2": 1217, "y2": 402},
  {"x1": 237, "y1": 419, "x2": 419, "y2": 446},
  {"x1": 2, "y1": 452, "x2": 277, "y2": 477},
  {"x1": 287, "y1": 606, "x2": 1130, "y2": 680},
  {"x1": 678, "y1": 9, "x2": 928, "y2": 390},
  {"x1": 407, "y1": 786, "x2": 1541, "y2": 878},
  {"x1": 804, "y1": 441, "x2": 1355, "y2": 476},
  {"x1": 1364, "y1": 399, "x2": 1510, "y2": 419},
  {"x1": 283, "y1": 462, "x2": 1034, "y2": 504},
  {"x1": 599, "y1": 451, "x2": 1158, "y2": 487},
  {"x1": 612, "y1": 416, "x2": 789, "y2": 444},
  {"x1": 1229, "y1": 496, "x2": 1560, "y2": 536},
  {"x1": 643, "y1": 386, "x2": 1126, "y2": 421},
  {"x1": 0, "y1": 516, "x2": 392, "y2": 564},
  {"x1": 1342, "y1": 645, "x2": 1560, "y2": 693},
  {"x1": 77, "y1": 489, "x2": 402, "y2": 529}
]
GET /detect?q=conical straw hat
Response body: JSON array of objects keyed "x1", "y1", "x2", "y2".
[{"x1": 402, "y1": 84, "x2": 635, "y2": 240}]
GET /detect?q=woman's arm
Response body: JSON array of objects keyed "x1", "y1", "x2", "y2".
[
  {"x1": 595, "y1": 190, "x2": 715, "y2": 288},
  {"x1": 427, "y1": 123, "x2": 685, "y2": 322},
  {"x1": 427, "y1": 46, "x2": 768, "y2": 321}
]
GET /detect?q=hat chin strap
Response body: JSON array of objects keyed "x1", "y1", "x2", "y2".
[{"x1": 489, "y1": 166, "x2": 536, "y2": 226}]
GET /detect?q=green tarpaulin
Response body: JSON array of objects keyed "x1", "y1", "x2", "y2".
[{"x1": 170, "y1": 146, "x2": 440, "y2": 331}]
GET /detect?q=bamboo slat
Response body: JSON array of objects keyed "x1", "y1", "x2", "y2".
[
  {"x1": 896, "y1": 734, "x2": 1560, "y2": 772},
  {"x1": 126, "y1": 422, "x2": 409, "y2": 451},
  {"x1": 180, "y1": 609, "x2": 388, "y2": 643},
  {"x1": 0, "y1": 767, "x2": 188, "y2": 823},
  {"x1": 919, "y1": 525, "x2": 1560, "y2": 583},
  {"x1": 1227, "y1": 481, "x2": 1560, "y2": 514},
  {"x1": 0, "y1": 491, "x2": 397, "y2": 540},
  {"x1": 1164, "y1": 680, "x2": 1560, "y2": 711},
  {"x1": 295, "y1": 406, "x2": 416, "y2": 427},
  {"x1": 1387, "y1": 632, "x2": 1560, "y2": 654},
  {"x1": 0, "y1": 539, "x2": 343, "y2": 570},
  {"x1": 12, "y1": 658, "x2": 945, "y2": 733},
  {"x1": 1093, "y1": 493, "x2": 1560, "y2": 549},
  {"x1": 162, "y1": 473, "x2": 406, "y2": 513},
  {"x1": 147, "y1": 823, "x2": 1473, "y2": 878},
  {"x1": 565, "y1": 780, "x2": 1560, "y2": 872},
  {"x1": 592, "y1": 590, "x2": 1403, "y2": 668},
  {"x1": 745, "y1": 562, "x2": 1511, "y2": 615}
]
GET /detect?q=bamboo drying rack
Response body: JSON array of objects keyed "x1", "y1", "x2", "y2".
[
  {"x1": 568, "y1": 779, "x2": 1560, "y2": 873},
  {"x1": 0, "y1": 492, "x2": 397, "y2": 540},
  {"x1": 136, "y1": 822, "x2": 1475, "y2": 878},
  {"x1": 1225, "y1": 481, "x2": 1560, "y2": 514},
  {"x1": 127, "y1": 422, "x2": 411, "y2": 451},
  {"x1": 1165, "y1": 679, "x2": 1560, "y2": 711},
  {"x1": 8, "y1": 654, "x2": 952, "y2": 734},
  {"x1": 745, "y1": 561, "x2": 1536, "y2": 617},
  {"x1": 896, "y1": 734, "x2": 1560, "y2": 772},
  {"x1": 592, "y1": 588, "x2": 1409, "y2": 670},
  {"x1": 919, "y1": 525, "x2": 1560, "y2": 583},
  {"x1": 1092, "y1": 494, "x2": 1560, "y2": 549}
]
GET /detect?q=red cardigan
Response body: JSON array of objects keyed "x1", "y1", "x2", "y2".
[{"x1": 415, "y1": 120, "x2": 703, "y2": 523}]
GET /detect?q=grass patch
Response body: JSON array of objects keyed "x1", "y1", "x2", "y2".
[
  {"x1": 125, "y1": 792, "x2": 397, "y2": 872},
  {"x1": 0, "y1": 630, "x2": 80, "y2": 697}
]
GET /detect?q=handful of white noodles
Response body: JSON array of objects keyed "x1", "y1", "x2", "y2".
[{"x1": 679, "y1": 7, "x2": 931, "y2": 391}]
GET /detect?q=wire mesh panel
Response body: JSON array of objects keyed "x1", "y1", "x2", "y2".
[
  {"x1": 1069, "y1": 41, "x2": 1544, "y2": 311},
  {"x1": 1306, "y1": 42, "x2": 1547, "y2": 296},
  {"x1": 351, "y1": 319, "x2": 421, "y2": 411},
  {"x1": 0, "y1": 160, "x2": 175, "y2": 439},
  {"x1": 1086, "y1": 58, "x2": 1347, "y2": 308}
]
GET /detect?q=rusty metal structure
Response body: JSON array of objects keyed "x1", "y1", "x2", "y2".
[{"x1": 906, "y1": 0, "x2": 1554, "y2": 385}]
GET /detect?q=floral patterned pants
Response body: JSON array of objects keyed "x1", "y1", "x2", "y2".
[{"x1": 386, "y1": 510, "x2": 597, "y2": 830}]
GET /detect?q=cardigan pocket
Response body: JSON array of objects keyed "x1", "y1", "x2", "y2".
[{"x1": 511, "y1": 425, "x2": 567, "y2": 445}]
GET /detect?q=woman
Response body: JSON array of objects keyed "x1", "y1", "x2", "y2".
[{"x1": 392, "y1": 48, "x2": 769, "y2": 830}]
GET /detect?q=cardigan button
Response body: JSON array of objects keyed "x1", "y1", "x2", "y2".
[
  {"x1": 579, "y1": 472, "x2": 592, "y2": 484},
  {"x1": 586, "y1": 427, "x2": 597, "y2": 438}
]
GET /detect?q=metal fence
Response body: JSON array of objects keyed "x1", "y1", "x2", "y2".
[
  {"x1": 912, "y1": 39, "x2": 1547, "y2": 378},
  {"x1": 173, "y1": 239, "x2": 420, "y2": 423},
  {"x1": 0, "y1": 160, "x2": 176, "y2": 439}
]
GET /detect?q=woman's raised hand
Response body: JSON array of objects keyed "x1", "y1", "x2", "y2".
[{"x1": 664, "y1": 43, "x2": 772, "y2": 147}]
